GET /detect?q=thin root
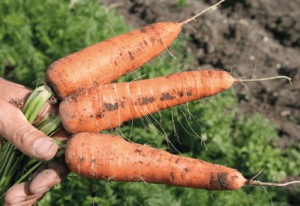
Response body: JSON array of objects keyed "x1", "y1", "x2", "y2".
[
  {"x1": 249, "y1": 180, "x2": 300, "y2": 187},
  {"x1": 250, "y1": 168, "x2": 264, "y2": 182},
  {"x1": 235, "y1": 76, "x2": 292, "y2": 85},
  {"x1": 247, "y1": 169, "x2": 300, "y2": 187},
  {"x1": 180, "y1": 0, "x2": 225, "y2": 26}
]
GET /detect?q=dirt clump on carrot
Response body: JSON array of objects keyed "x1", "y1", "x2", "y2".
[
  {"x1": 211, "y1": 173, "x2": 231, "y2": 189},
  {"x1": 65, "y1": 133, "x2": 247, "y2": 190}
]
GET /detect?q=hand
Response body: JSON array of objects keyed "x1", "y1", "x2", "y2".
[
  {"x1": 0, "y1": 78, "x2": 70, "y2": 205},
  {"x1": 4, "y1": 160, "x2": 70, "y2": 206}
]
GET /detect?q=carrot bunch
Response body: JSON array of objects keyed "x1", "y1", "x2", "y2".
[
  {"x1": 45, "y1": 1, "x2": 294, "y2": 193},
  {"x1": 2, "y1": 0, "x2": 298, "y2": 201}
]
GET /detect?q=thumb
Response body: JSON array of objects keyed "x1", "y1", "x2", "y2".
[{"x1": 0, "y1": 102, "x2": 58, "y2": 161}]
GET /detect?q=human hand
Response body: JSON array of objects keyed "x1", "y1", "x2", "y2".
[
  {"x1": 0, "y1": 78, "x2": 70, "y2": 205},
  {"x1": 4, "y1": 160, "x2": 70, "y2": 206}
]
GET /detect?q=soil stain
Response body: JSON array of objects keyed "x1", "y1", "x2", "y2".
[
  {"x1": 128, "y1": 51, "x2": 134, "y2": 60},
  {"x1": 210, "y1": 172, "x2": 230, "y2": 189},
  {"x1": 149, "y1": 97, "x2": 155, "y2": 103},
  {"x1": 171, "y1": 172, "x2": 175, "y2": 180},
  {"x1": 161, "y1": 93, "x2": 176, "y2": 101},
  {"x1": 92, "y1": 159, "x2": 99, "y2": 165},
  {"x1": 104, "y1": 103, "x2": 119, "y2": 111},
  {"x1": 142, "y1": 97, "x2": 149, "y2": 104}
]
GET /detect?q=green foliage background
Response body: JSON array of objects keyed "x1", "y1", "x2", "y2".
[{"x1": 1, "y1": 0, "x2": 299, "y2": 205}]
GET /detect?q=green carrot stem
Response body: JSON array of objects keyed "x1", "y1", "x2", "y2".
[
  {"x1": 25, "y1": 85, "x2": 53, "y2": 124},
  {"x1": 14, "y1": 160, "x2": 49, "y2": 186},
  {"x1": 2, "y1": 154, "x2": 23, "y2": 192},
  {"x1": 0, "y1": 144, "x2": 14, "y2": 179},
  {"x1": 0, "y1": 142, "x2": 10, "y2": 166},
  {"x1": 22, "y1": 86, "x2": 46, "y2": 113},
  {"x1": 0, "y1": 149, "x2": 18, "y2": 187},
  {"x1": 39, "y1": 116, "x2": 62, "y2": 136},
  {"x1": 23, "y1": 158, "x2": 39, "y2": 169},
  {"x1": 0, "y1": 154, "x2": 23, "y2": 199},
  {"x1": 24, "y1": 91, "x2": 43, "y2": 120},
  {"x1": 35, "y1": 113, "x2": 52, "y2": 128},
  {"x1": 1, "y1": 175, "x2": 12, "y2": 195}
]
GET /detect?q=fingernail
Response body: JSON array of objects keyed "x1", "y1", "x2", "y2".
[
  {"x1": 34, "y1": 138, "x2": 57, "y2": 158},
  {"x1": 34, "y1": 186, "x2": 50, "y2": 194},
  {"x1": 10, "y1": 197, "x2": 25, "y2": 204}
]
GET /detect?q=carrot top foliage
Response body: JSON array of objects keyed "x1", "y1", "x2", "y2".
[{"x1": 1, "y1": 0, "x2": 300, "y2": 206}]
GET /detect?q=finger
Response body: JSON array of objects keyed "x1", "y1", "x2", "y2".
[
  {"x1": 4, "y1": 161, "x2": 69, "y2": 205},
  {"x1": 4, "y1": 182, "x2": 43, "y2": 205},
  {"x1": 52, "y1": 129, "x2": 69, "y2": 144},
  {"x1": 4, "y1": 194, "x2": 44, "y2": 206},
  {"x1": 34, "y1": 101, "x2": 69, "y2": 143},
  {"x1": 30, "y1": 164, "x2": 49, "y2": 180},
  {"x1": 0, "y1": 103, "x2": 58, "y2": 160},
  {"x1": 0, "y1": 78, "x2": 32, "y2": 108},
  {"x1": 29, "y1": 160, "x2": 70, "y2": 194}
]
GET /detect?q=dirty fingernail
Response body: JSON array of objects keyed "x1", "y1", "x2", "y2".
[
  {"x1": 34, "y1": 138, "x2": 57, "y2": 158},
  {"x1": 34, "y1": 186, "x2": 50, "y2": 194}
]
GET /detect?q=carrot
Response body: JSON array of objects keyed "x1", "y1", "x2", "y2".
[
  {"x1": 59, "y1": 70, "x2": 235, "y2": 134},
  {"x1": 65, "y1": 132, "x2": 246, "y2": 190},
  {"x1": 44, "y1": 1, "x2": 226, "y2": 99},
  {"x1": 65, "y1": 133, "x2": 300, "y2": 190},
  {"x1": 59, "y1": 70, "x2": 291, "y2": 134}
]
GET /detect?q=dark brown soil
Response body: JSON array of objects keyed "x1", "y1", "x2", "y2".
[{"x1": 101, "y1": 0, "x2": 300, "y2": 198}]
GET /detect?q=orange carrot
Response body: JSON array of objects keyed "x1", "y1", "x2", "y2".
[
  {"x1": 67, "y1": 133, "x2": 300, "y2": 190},
  {"x1": 59, "y1": 70, "x2": 291, "y2": 134},
  {"x1": 59, "y1": 70, "x2": 237, "y2": 134},
  {"x1": 45, "y1": 1, "x2": 226, "y2": 99},
  {"x1": 45, "y1": 22, "x2": 180, "y2": 99},
  {"x1": 65, "y1": 132, "x2": 247, "y2": 190}
]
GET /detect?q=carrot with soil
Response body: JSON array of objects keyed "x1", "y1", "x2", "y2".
[
  {"x1": 65, "y1": 133, "x2": 246, "y2": 190},
  {"x1": 59, "y1": 70, "x2": 291, "y2": 134},
  {"x1": 65, "y1": 133, "x2": 300, "y2": 190},
  {"x1": 45, "y1": 1, "x2": 225, "y2": 99}
]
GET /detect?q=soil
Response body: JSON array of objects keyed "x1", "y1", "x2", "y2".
[{"x1": 101, "y1": 0, "x2": 300, "y2": 202}]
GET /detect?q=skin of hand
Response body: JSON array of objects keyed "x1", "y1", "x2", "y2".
[{"x1": 0, "y1": 78, "x2": 70, "y2": 205}]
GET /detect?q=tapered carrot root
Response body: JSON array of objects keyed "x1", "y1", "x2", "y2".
[
  {"x1": 65, "y1": 133, "x2": 247, "y2": 190},
  {"x1": 45, "y1": 22, "x2": 181, "y2": 99},
  {"x1": 59, "y1": 70, "x2": 236, "y2": 134}
]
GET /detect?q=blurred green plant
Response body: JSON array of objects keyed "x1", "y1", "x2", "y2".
[
  {"x1": 176, "y1": 0, "x2": 189, "y2": 9},
  {"x1": 0, "y1": 0, "x2": 299, "y2": 205},
  {"x1": 201, "y1": 21, "x2": 207, "y2": 33}
]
